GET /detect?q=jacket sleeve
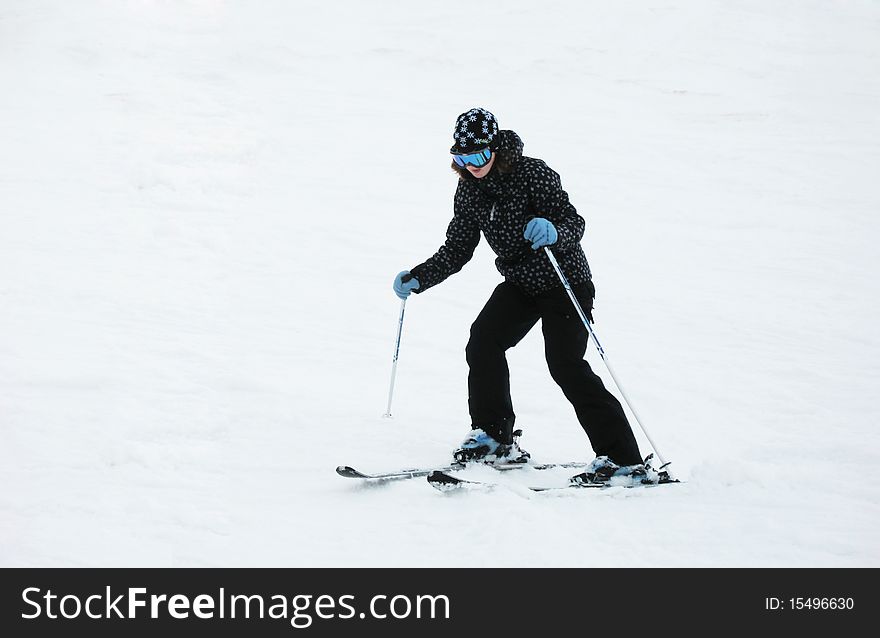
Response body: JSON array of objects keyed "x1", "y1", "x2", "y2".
[
  {"x1": 529, "y1": 161, "x2": 585, "y2": 250},
  {"x1": 409, "y1": 184, "x2": 481, "y2": 293}
]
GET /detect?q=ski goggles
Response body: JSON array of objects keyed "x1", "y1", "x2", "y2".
[{"x1": 452, "y1": 147, "x2": 492, "y2": 168}]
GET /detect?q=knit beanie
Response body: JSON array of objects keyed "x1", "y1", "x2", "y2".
[{"x1": 450, "y1": 107, "x2": 500, "y2": 154}]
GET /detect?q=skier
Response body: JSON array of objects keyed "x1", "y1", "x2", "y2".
[{"x1": 393, "y1": 107, "x2": 646, "y2": 483}]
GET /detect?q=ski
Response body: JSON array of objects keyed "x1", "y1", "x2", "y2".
[
  {"x1": 336, "y1": 460, "x2": 588, "y2": 482},
  {"x1": 336, "y1": 464, "x2": 461, "y2": 481},
  {"x1": 426, "y1": 470, "x2": 680, "y2": 492}
]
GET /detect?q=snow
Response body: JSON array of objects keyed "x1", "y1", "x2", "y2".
[{"x1": 1, "y1": 0, "x2": 878, "y2": 567}]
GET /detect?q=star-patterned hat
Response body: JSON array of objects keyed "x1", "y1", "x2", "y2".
[{"x1": 450, "y1": 107, "x2": 499, "y2": 154}]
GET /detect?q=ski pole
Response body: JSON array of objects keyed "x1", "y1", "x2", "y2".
[
  {"x1": 383, "y1": 297, "x2": 408, "y2": 418},
  {"x1": 542, "y1": 246, "x2": 669, "y2": 467}
]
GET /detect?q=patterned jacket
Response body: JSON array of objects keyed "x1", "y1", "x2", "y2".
[{"x1": 410, "y1": 129, "x2": 592, "y2": 297}]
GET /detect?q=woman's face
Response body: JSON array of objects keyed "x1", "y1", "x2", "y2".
[{"x1": 466, "y1": 152, "x2": 496, "y2": 179}]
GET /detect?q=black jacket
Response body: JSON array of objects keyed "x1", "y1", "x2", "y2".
[{"x1": 410, "y1": 129, "x2": 592, "y2": 297}]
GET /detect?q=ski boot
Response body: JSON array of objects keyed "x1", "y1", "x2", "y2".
[
  {"x1": 570, "y1": 455, "x2": 651, "y2": 486},
  {"x1": 453, "y1": 418, "x2": 530, "y2": 465}
]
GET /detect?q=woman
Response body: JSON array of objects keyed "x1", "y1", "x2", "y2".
[{"x1": 393, "y1": 107, "x2": 645, "y2": 482}]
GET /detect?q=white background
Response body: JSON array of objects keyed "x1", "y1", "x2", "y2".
[{"x1": 1, "y1": 0, "x2": 878, "y2": 566}]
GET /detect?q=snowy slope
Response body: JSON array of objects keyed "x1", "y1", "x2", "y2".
[{"x1": 1, "y1": 0, "x2": 878, "y2": 567}]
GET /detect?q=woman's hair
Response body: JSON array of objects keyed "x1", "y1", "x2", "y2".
[{"x1": 450, "y1": 146, "x2": 518, "y2": 180}]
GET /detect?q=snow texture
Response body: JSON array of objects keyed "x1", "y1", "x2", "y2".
[{"x1": 1, "y1": 0, "x2": 878, "y2": 567}]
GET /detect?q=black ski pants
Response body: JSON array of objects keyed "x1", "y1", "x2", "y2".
[{"x1": 466, "y1": 280, "x2": 643, "y2": 466}]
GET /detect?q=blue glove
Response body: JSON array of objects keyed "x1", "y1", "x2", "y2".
[
  {"x1": 393, "y1": 270, "x2": 420, "y2": 299},
  {"x1": 524, "y1": 217, "x2": 558, "y2": 250}
]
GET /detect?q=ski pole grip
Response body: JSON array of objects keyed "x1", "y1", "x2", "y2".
[{"x1": 401, "y1": 273, "x2": 414, "y2": 284}]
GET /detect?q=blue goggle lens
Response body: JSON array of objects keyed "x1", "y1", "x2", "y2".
[{"x1": 452, "y1": 148, "x2": 492, "y2": 168}]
